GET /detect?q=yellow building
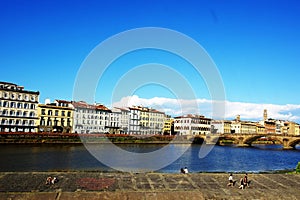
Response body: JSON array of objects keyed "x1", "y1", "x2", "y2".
[
  {"x1": 163, "y1": 115, "x2": 173, "y2": 135},
  {"x1": 37, "y1": 100, "x2": 74, "y2": 133},
  {"x1": 139, "y1": 107, "x2": 150, "y2": 135},
  {"x1": 256, "y1": 124, "x2": 265, "y2": 134},
  {"x1": 0, "y1": 81, "x2": 40, "y2": 132}
]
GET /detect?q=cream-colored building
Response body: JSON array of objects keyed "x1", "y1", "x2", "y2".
[
  {"x1": 240, "y1": 122, "x2": 257, "y2": 134},
  {"x1": 0, "y1": 81, "x2": 39, "y2": 132},
  {"x1": 129, "y1": 106, "x2": 165, "y2": 135},
  {"x1": 283, "y1": 121, "x2": 300, "y2": 135},
  {"x1": 256, "y1": 124, "x2": 265, "y2": 134},
  {"x1": 211, "y1": 120, "x2": 232, "y2": 134},
  {"x1": 37, "y1": 100, "x2": 74, "y2": 133}
]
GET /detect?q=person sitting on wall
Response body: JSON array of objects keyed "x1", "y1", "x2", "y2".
[
  {"x1": 180, "y1": 168, "x2": 185, "y2": 173},
  {"x1": 243, "y1": 173, "x2": 251, "y2": 187},
  {"x1": 227, "y1": 173, "x2": 236, "y2": 186},
  {"x1": 239, "y1": 178, "x2": 244, "y2": 189},
  {"x1": 45, "y1": 176, "x2": 52, "y2": 185},
  {"x1": 184, "y1": 167, "x2": 189, "y2": 174}
]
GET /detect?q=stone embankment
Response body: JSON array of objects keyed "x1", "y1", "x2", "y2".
[{"x1": 0, "y1": 172, "x2": 299, "y2": 200}]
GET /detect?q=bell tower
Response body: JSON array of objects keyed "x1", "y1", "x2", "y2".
[{"x1": 263, "y1": 109, "x2": 267, "y2": 121}]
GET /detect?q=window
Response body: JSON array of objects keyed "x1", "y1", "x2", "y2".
[
  {"x1": 24, "y1": 95, "x2": 29, "y2": 101},
  {"x1": 54, "y1": 118, "x2": 58, "y2": 126},
  {"x1": 11, "y1": 93, "x2": 16, "y2": 99},
  {"x1": 48, "y1": 110, "x2": 52, "y2": 116},
  {"x1": 1, "y1": 119, "x2": 7, "y2": 125},
  {"x1": 10, "y1": 110, "x2": 15, "y2": 116},
  {"x1": 3, "y1": 101, "x2": 8, "y2": 107},
  {"x1": 40, "y1": 117, "x2": 45, "y2": 126},
  {"x1": 67, "y1": 111, "x2": 71, "y2": 117},
  {"x1": 41, "y1": 109, "x2": 45, "y2": 115},
  {"x1": 29, "y1": 112, "x2": 35, "y2": 117},
  {"x1": 9, "y1": 119, "x2": 14, "y2": 125},
  {"x1": 30, "y1": 95, "x2": 35, "y2": 101},
  {"x1": 17, "y1": 103, "x2": 22, "y2": 109},
  {"x1": 62, "y1": 111, "x2": 65, "y2": 116},
  {"x1": 24, "y1": 103, "x2": 28, "y2": 109},
  {"x1": 47, "y1": 118, "x2": 52, "y2": 126},
  {"x1": 23, "y1": 111, "x2": 28, "y2": 117},
  {"x1": 30, "y1": 104, "x2": 35, "y2": 109},
  {"x1": 16, "y1": 110, "x2": 21, "y2": 116},
  {"x1": 10, "y1": 102, "x2": 16, "y2": 108},
  {"x1": 55, "y1": 110, "x2": 59, "y2": 116},
  {"x1": 18, "y1": 94, "x2": 22, "y2": 100},
  {"x1": 67, "y1": 119, "x2": 71, "y2": 126},
  {"x1": 4, "y1": 92, "x2": 8, "y2": 98}
]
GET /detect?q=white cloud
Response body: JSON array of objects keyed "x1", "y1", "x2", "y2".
[{"x1": 112, "y1": 95, "x2": 300, "y2": 123}]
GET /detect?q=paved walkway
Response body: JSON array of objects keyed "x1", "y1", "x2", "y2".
[{"x1": 0, "y1": 172, "x2": 299, "y2": 200}]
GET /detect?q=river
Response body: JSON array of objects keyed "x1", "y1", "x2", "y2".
[{"x1": 0, "y1": 143, "x2": 299, "y2": 173}]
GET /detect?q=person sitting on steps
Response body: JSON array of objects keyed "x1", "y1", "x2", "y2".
[{"x1": 227, "y1": 173, "x2": 236, "y2": 186}]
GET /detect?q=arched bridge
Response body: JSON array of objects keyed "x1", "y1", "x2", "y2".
[{"x1": 190, "y1": 134, "x2": 300, "y2": 149}]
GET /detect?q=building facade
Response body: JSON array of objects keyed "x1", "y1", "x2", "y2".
[
  {"x1": 113, "y1": 107, "x2": 130, "y2": 134},
  {"x1": 211, "y1": 120, "x2": 232, "y2": 134},
  {"x1": 37, "y1": 100, "x2": 74, "y2": 133},
  {"x1": 72, "y1": 101, "x2": 111, "y2": 134},
  {"x1": 108, "y1": 108, "x2": 121, "y2": 134},
  {"x1": 163, "y1": 115, "x2": 173, "y2": 135},
  {"x1": 128, "y1": 106, "x2": 141, "y2": 134},
  {"x1": 0, "y1": 81, "x2": 40, "y2": 132},
  {"x1": 174, "y1": 114, "x2": 211, "y2": 135}
]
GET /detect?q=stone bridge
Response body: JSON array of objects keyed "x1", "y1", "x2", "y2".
[{"x1": 189, "y1": 134, "x2": 300, "y2": 149}]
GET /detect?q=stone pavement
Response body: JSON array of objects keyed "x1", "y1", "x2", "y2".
[{"x1": 0, "y1": 172, "x2": 299, "y2": 200}]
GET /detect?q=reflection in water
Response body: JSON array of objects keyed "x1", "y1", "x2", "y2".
[{"x1": 0, "y1": 143, "x2": 299, "y2": 173}]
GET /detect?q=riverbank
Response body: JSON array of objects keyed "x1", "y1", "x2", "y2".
[
  {"x1": 0, "y1": 171, "x2": 299, "y2": 200},
  {"x1": 0, "y1": 133, "x2": 184, "y2": 144},
  {"x1": 0, "y1": 132, "x2": 285, "y2": 145}
]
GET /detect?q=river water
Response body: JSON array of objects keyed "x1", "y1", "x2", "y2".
[{"x1": 0, "y1": 143, "x2": 299, "y2": 173}]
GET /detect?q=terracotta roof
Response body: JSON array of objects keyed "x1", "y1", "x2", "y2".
[
  {"x1": 71, "y1": 101, "x2": 111, "y2": 111},
  {"x1": 55, "y1": 99, "x2": 72, "y2": 103}
]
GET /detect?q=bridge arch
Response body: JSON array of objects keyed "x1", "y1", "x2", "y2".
[
  {"x1": 243, "y1": 135, "x2": 268, "y2": 146},
  {"x1": 287, "y1": 138, "x2": 300, "y2": 149}
]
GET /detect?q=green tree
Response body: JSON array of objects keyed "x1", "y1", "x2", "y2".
[{"x1": 296, "y1": 162, "x2": 300, "y2": 173}]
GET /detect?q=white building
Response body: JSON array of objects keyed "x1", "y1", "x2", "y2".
[
  {"x1": 72, "y1": 101, "x2": 111, "y2": 134},
  {"x1": 230, "y1": 120, "x2": 241, "y2": 134},
  {"x1": 128, "y1": 106, "x2": 141, "y2": 134},
  {"x1": 113, "y1": 107, "x2": 130, "y2": 134},
  {"x1": 108, "y1": 108, "x2": 121, "y2": 134},
  {"x1": 174, "y1": 114, "x2": 211, "y2": 135}
]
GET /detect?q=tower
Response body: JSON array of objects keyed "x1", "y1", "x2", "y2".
[{"x1": 263, "y1": 109, "x2": 267, "y2": 121}]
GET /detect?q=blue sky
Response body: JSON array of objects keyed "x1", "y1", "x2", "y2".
[{"x1": 1, "y1": 0, "x2": 300, "y2": 121}]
